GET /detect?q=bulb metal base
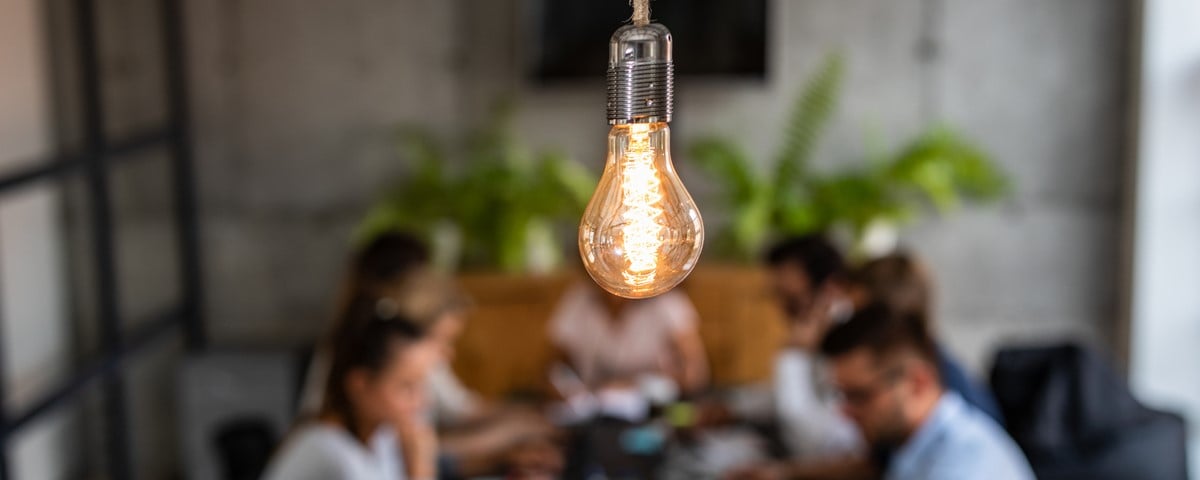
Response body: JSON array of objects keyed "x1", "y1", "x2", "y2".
[
  {"x1": 606, "y1": 23, "x2": 674, "y2": 125},
  {"x1": 607, "y1": 62, "x2": 673, "y2": 124}
]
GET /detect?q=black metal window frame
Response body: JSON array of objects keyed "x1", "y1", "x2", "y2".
[{"x1": 0, "y1": 0, "x2": 204, "y2": 478}]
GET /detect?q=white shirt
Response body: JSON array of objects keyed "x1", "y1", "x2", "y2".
[
  {"x1": 262, "y1": 424, "x2": 406, "y2": 480},
  {"x1": 773, "y1": 348, "x2": 862, "y2": 460},
  {"x1": 549, "y1": 285, "x2": 698, "y2": 387},
  {"x1": 427, "y1": 363, "x2": 480, "y2": 427}
]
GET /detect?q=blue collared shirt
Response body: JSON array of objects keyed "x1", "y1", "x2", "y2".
[{"x1": 886, "y1": 391, "x2": 1035, "y2": 480}]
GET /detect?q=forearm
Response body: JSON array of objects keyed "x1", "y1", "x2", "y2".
[
  {"x1": 676, "y1": 357, "x2": 709, "y2": 394},
  {"x1": 398, "y1": 421, "x2": 439, "y2": 480},
  {"x1": 404, "y1": 446, "x2": 438, "y2": 480},
  {"x1": 673, "y1": 330, "x2": 710, "y2": 394},
  {"x1": 437, "y1": 430, "x2": 506, "y2": 477}
]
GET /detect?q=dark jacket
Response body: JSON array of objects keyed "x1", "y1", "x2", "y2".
[{"x1": 937, "y1": 343, "x2": 1004, "y2": 424}]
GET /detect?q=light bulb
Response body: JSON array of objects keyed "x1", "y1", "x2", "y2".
[
  {"x1": 579, "y1": 23, "x2": 704, "y2": 299},
  {"x1": 580, "y1": 123, "x2": 703, "y2": 298}
]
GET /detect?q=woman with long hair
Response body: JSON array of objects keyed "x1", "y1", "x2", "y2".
[{"x1": 264, "y1": 295, "x2": 441, "y2": 479}]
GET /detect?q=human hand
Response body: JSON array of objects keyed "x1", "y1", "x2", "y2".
[
  {"x1": 787, "y1": 314, "x2": 826, "y2": 351},
  {"x1": 396, "y1": 418, "x2": 438, "y2": 480},
  {"x1": 787, "y1": 289, "x2": 841, "y2": 351}
]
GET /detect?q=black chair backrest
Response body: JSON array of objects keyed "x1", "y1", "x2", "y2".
[
  {"x1": 990, "y1": 343, "x2": 1189, "y2": 480},
  {"x1": 212, "y1": 417, "x2": 278, "y2": 480}
]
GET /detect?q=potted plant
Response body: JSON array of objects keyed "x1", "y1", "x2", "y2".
[
  {"x1": 689, "y1": 53, "x2": 1010, "y2": 260},
  {"x1": 356, "y1": 101, "x2": 595, "y2": 273}
]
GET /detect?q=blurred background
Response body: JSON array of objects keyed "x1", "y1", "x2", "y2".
[{"x1": 1, "y1": 0, "x2": 1197, "y2": 478}]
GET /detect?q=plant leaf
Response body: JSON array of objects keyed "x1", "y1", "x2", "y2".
[
  {"x1": 688, "y1": 137, "x2": 761, "y2": 203},
  {"x1": 885, "y1": 127, "x2": 1009, "y2": 213},
  {"x1": 730, "y1": 191, "x2": 773, "y2": 260},
  {"x1": 773, "y1": 53, "x2": 844, "y2": 200},
  {"x1": 810, "y1": 172, "x2": 908, "y2": 235}
]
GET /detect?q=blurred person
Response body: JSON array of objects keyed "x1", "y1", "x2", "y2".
[
  {"x1": 264, "y1": 301, "x2": 441, "y2": 480},
  {"x1": 300, "y1": 232, "x2": 432, "y2": 415},
  {"x1": 399, "y1": 269, "x2": 556, "y2": 477},
  {"x1": 846, "y1": 253, "x2": 1003, "y2": 423},
  {"x1": 761, "y1": 235, "x2": 862, "y2": 460},
  {"x1": 734, "y1": 250, "x2": 1011, "y2": 479},
  {"x1": 722, "y1": 235, "x2": 868, "y2": 480},
  {"x1": 301, "y1": 232, "x2": 553, "y2": 478},
  {"x1": 819, "y1": 303, "x2": 1033, "y2": 480},
  {"x1": 548, "y1": 281, "x2": 709, "y2": 397}
]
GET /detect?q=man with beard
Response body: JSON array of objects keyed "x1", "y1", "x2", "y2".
[{"x1": 819, "y1": 304, "x2": 1033, "y2": 480}]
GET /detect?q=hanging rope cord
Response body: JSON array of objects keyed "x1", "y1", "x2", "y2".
[{"x1": 631, "y1": 0, "x2": 650, "y2": 26}]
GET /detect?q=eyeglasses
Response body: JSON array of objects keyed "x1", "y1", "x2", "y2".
[{"x1": 835, "y1": 366, "x2": 905, "y2": 408}]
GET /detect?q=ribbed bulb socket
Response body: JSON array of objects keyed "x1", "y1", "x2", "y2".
[{"x1": 606, "y1": 23, "x2": 674, "y2": 125}]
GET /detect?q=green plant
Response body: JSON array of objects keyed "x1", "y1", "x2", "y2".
[
  {"x1": 690, "y1": 53, "x2": 1009, "y2": 261},
  {"x1": 357, "y1": 101, "x2": 595, "y2": 272}
]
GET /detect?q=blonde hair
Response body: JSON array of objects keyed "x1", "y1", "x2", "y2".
[
  {"x1": 387, "y1": 267, "x2": 471, "y2": 330},
  {"x1": 850, "y1": 253, "x2": 934, "y2": 325}
]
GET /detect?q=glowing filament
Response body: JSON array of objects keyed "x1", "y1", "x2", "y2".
[{"x1": 620, "y1": 124, "x2": 664, "y2": 286}]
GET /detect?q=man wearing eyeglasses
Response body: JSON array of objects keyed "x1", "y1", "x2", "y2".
[{"x1": 820, "y1": 303, "x2": 1034, "y2": 480}]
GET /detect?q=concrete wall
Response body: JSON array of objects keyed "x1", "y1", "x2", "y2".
[
  {"x1": 189, "y1": 0, "x2": 1131, "y2": 374},
  {"x1": 186, "y1": 0, "x2": 463, "y2": 344},
  {"x1": 458, "y1": 0, "x2": 1131, "y2": 373},
  {"x1": 911, "y1": 1, "x2": 1129, "y2": 372}
]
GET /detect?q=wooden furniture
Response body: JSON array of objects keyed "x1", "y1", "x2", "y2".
[{"x1": 451, "y1": 265, "x2": 786, "y2": 399}]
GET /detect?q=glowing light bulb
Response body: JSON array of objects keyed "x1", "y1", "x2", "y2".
[{"x1": 579, "y1": 23, "x2": 703, "y2": 299}]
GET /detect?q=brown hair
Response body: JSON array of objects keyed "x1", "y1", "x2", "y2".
[
  {"x1": 321, "y1": 295, "x2": 425, "y2": 440},
  {"x1": 387, "y1": 268, "x2": 471, "y2": 331},
  {"x1": 765, "y1": 234, "x2": 848, "y2": 288},
  {"x1": 850, "y1": 252, "x2": 933, "y2": 323},
  {"x1": 330, "y1": 232, "x2": 431, "y2": 335},
  {"x1": 327, "y1": 233, "x2": 468, "y2": 346},
  {"x1": 819, "y1": 302, "x2": 938, "y2": 369},
  {"x1": 349, "y1": 232, "x2": 431, "y2": 293}
]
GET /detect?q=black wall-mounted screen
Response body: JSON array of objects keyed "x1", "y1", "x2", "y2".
[{"x1": 530, "y1": 0, "x2": 768, "y2": 82}]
